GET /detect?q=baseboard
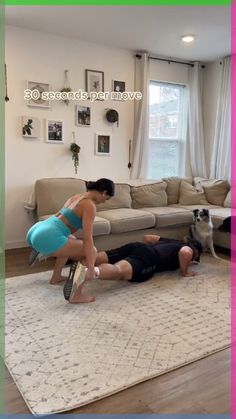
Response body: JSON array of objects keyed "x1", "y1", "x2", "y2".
[{"x1": 5, "y1": 240, "x2": 29, "y2": 250}]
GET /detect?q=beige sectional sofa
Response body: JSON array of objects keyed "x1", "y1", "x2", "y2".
[{"x1": 24, "y1": 176, "x2": 231, "y2": 251}]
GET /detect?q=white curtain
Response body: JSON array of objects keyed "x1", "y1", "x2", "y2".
[
  {"x1": 130, "y1": 53, "x2": 149, "y2": 179},
  {"x1": 210, "y1": 57, "x2": 231, "y2": 180},
  {"x1": 187, "y1": 62, "x2": 207, "y2": 177}
]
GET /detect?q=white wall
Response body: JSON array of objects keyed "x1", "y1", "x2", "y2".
[
  {"x1": 202, "y1": 61, "x2": 222, "y2": 177},
  {"x1": 149, "y1": 59, "x2": 189, "y2": 84},
  {"x1": 5, "y1": 25, "x2": 134, "y2": 248}
]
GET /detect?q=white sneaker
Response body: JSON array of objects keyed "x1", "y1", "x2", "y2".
[
  {"x1": 63, "y1": 262, "x2": 87, "y2": 301},
  {"x1": 71, "y1": 263, "x2": 87, "y2": 297}
]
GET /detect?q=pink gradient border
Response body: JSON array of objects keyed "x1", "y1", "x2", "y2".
[{"x1": 232, "y1": 0, "x2": 236, "y2": 416}]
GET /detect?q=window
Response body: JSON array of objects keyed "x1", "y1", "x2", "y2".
[{"x1": 148, "y1": 81, "x2": 188, "y2": 179}]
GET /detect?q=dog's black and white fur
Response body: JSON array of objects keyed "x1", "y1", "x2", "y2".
[{"x1": 185, "y1": 209, "x2": 219, "y2": 259}]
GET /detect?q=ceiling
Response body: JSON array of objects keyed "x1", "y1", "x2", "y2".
[{"x1": 5, "y1": 6, "x2": 230, "y2": 62}]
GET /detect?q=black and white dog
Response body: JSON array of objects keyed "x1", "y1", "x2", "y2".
[{"x1": 185, "y1": 209, "x2": 220, "y2": 259}]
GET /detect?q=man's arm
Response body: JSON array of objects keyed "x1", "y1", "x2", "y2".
[{"x1": 178, "y1": 246, "x2": 197, "y2": 277}]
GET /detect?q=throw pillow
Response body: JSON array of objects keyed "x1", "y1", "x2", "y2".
[
  {"x1": 131, "y1": 181, "x2": 167, "y2": 208},
  {"x1": 96, "y1": 183, "x2": 132, "y2": 211},
  {"x1": 224, "y1": 191, "x2": 231, "y2": 208},
  {"x1": 163, "y1": 177, "x2": 192, "y2": 205},
  {"x1": 194, "y1": 177, "x2": 230, "y2": 206},
  {"x1": 179, "y1": 181, "x2": 209, "y2": 205}
]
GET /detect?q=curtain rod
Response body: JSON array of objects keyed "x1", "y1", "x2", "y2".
[{"x1": 136, "y1": 54, "x2": 194, "y2": 67}]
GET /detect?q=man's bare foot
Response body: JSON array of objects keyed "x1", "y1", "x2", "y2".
[
  {"x1": 69, "y1": 294, "x2": 95, "y2": 304},
  {"x1": 50, "y1": 276, "x2": 67, "y2": 284}
]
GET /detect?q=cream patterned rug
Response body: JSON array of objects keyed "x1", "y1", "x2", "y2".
[{"x1": 5, "y1": 255, "x2": 230, "y2": 416}]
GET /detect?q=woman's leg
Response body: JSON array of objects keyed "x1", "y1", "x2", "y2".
[
  {"x1": 50, "y1": 257, "x2": 68, "y2": 284},
  {"x1": 50, "y1": 238, "x2": 97, "y2": 303},
  {"x1": 50, "y1": 238, "x2": 96, "y2": 280}
]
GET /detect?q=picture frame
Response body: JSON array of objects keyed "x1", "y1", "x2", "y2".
[
  {"x1": 112, "y1": 80, "x2": 126, "y2": 94},
  {"x1": 75, "y1": 105, "x2": 91, "y2": 127},
  {"x1": 46, "y1": 119, "x2": 64, "y2": 143},
  {"x1": 27, "y1": 81, "x2": 51, "y2": 108},
  {"x1": 85, "y1": 69, "x2": 104, "y2": 99},
  {"x1": 95, "y1": 133, "x2": 111, "y2": 156},
  {"x1": 22, "y1": 116, "x2": 40, "y2": 139}
]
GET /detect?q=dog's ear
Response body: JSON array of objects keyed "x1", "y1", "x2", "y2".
[
  {"x1": 202, "y1": 209, "x2": 209, "y2": 217},
  {"x1": 193, "y1": 209, "x2": 199, "y2": 216}
]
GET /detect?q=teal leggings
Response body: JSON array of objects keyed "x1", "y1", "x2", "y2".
[{"x1": 26, "y1": 216, "x2": 71, "y2": 256}]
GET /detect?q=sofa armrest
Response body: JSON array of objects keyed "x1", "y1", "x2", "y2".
[{"x1": 24, "y1": 189, "x2": 37, "y2": 222}]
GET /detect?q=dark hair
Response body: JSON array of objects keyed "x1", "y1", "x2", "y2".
[
  {"x1": 86, "y1": 178, "x2": 115, "y2": 197},
  {"x1": 187, "y1": 239, "x2": 203, "y2": 262}
]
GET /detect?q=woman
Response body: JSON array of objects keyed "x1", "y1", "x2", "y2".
[{"x1": 26, "y1": 178, "x2": 115, "y2": 304}]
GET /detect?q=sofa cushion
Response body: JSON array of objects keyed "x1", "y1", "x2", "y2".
[
  {"x1": 144, "y1": 207, "x2": 192, "y2": 227},
  {"x1": 163, "y1": 177, "x2": 192, "y2": 205},
  {"x1": 96, "y1": 183, "x2": 131, "y2": 211},
  {"x1": 194, "y1": 177, "x2": 230, "y2": 206},
  {"x1": 223, "y1": 191, "x2": 231, "y2": 208},
  {"x1": 97, "y1": 208, "x2": 155, "y2": 234},
  {"x1": 131, "y1": 182, "x2": 167, "y2": 209},
  {"x1": 36, "y1": 178, "x2": 86, "y2": 218},
  {"x1": 179, "y1": 181, "x2": 208, "y2": 205}
]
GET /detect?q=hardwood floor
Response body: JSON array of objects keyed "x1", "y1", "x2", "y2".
[{"x1": 4, "y1": 247, "x2": 230, "y2": 415}]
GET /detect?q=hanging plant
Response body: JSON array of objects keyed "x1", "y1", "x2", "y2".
[
  {"x1": 70, "y1": 133, "x2": 81, "y2": 174},
  {"x1": 61, "y1": 69, "x2": 71, "y2": 105}
]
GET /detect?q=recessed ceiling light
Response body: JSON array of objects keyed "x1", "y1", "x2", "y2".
[{"x1": 181, "y1": 35, "x2": 195, "y2": 43}]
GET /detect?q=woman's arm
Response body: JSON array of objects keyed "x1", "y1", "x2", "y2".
[
  {"x1": 81, "y1": 201, "x2": 96, "y2": 278},
  {"x1": 178, "y1": 246, "x2": 197, "y2": 277}
]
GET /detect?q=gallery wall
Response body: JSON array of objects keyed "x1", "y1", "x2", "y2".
[{"x1": 5, "y1": 25, "x2": 135, "y2": 248}]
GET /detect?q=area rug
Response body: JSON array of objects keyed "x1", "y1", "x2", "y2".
[{"x1": 5, "y1": 254, "x2": 230, "y2": 416}]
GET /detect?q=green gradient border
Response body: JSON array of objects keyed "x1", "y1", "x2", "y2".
[
  {"x1": 4, "y1": 0, "x2": 231, "y2": 5},
  {"x1": 0, "y1": 0, "x2": 4, "y2": 414}
]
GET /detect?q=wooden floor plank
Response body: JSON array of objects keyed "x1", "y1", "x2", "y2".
[{"x1": 4, "y1": 247, "x2": 230, "y2": 414}]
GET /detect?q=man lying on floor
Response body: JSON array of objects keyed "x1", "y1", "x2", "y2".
[{"x1": 64, "y1": 235, "x2": 203, "y2": 304}]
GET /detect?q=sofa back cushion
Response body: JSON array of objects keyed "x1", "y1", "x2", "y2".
[
  {"x1": 163, "y1": 177, "x2": 192, "y2": 204},
  {"x1": 96, "y1": 183, "x2": 131, "y2": 211},
  {"x1": 131, "y1": 181, "x2": 167, "y2": 208},
  {"x1": 179, "y1": 181, "x2": 208, "y2": 205},
  {"x1": 223, "y1": 190, "x2": 231, "y2": 208},
  {"x1": 36, "y1": 178, "x2": 86, "y2": 217},
  {"x1": 194, "y1": 177, "x2": 230, "y2": 206}
]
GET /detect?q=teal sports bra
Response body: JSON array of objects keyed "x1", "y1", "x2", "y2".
[{"x1": 59, "y1": 207, "x2": 82, "y2": 230}]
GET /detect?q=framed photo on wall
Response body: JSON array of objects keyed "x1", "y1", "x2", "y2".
[
  {"x1": 112, "y1": 80, "x2": 126, "y2": 93},
  {"x1": 75, "y1": 105, "x2": 91, "y2": 127},
  {"x1": 22, "y1": 116, "x2": 40, "y2": 138},
  {"x1": 46, "y1": 119, "x2": 64, "y2": 143},
  {"x1": 85, "y1": 69, "x2": 104, "y2": 98},
  {"x1": 95, "y1": 133, "x2": 111, "y2": 156},
  {"x1": 26, "y1": 81, "x2": 51, "y2": 108}
]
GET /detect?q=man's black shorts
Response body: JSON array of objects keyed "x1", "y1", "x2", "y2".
[{"x1": 106, "y1": 242, "x2": 157, "y2": 283}]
